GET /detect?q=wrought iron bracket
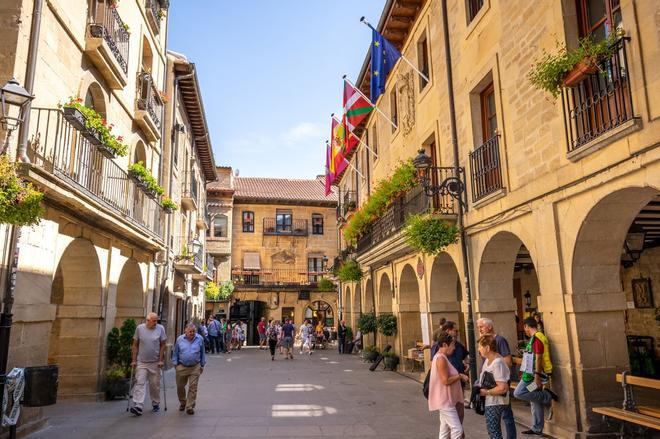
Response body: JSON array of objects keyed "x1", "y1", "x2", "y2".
[{"x1": 420, "y1": 173, "x2": 468, "y2": 211}]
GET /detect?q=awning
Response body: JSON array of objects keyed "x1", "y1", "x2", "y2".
[{"x1": 243, "y1": 252, "x2": 261, "y2": 270}]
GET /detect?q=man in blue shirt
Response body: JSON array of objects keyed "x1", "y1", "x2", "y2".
[
  {"x1": 173, "y1": 323, "x2": 206, "y2": 415},
  {"x1": 207, "y1": 316, "x2": 220, "y2": 354}
]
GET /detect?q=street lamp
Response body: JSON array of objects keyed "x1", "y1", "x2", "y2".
[
  {"x1": 412, "y1": 148, "x2": 466, "y2": 207},
  {"x1": 0, "y1": 77, "x2": 34, "y2": 155},
  {"x1": 625, "y1": 227, "x2": 646, "y2": 262},
  {"x1": 524, "y1": 291, "x2": 532, "y2": 309}
]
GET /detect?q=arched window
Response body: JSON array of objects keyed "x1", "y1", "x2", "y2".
[{"x1": 213, "y1": 215, "x2": 228, "y2": 238}]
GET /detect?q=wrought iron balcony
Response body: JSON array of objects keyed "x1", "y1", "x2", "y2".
[
  {"x1": 263, "y1": 218, "x2": 308, "y2": 236},
  {"x1": 85, "y1": 0, "x2": 129, "y2": 88},
  {"x1": 356, "y1": 169, "x2": 461, "y2": 255},
  {"x1": 145, "y1": 0, "x2": 163, "y2": 34},
  {"x1": 181, "y1": 171, "x2": 198, "y2": 211},
  {"x1": 206, "y1": 254, "x2": 214, "y2": 280},
  {"x1": 342, "y1": 190, "x2": 357, "y2": 217},
  {"x1": 24, "y1": 108, "x2": 162, "y2": 241},
  {"x1": 562, "y1": 37, "x2": 635, "y2": 153},
  {"x1": 469, "y1": 135, "x2": 504, "y2": 202},
  {"x1": 175, "y1": 246, "x2": 204, "y2": 276},
  {"x1": 231, "y1": 268, "x2": 328, "y2": 289},
  {"x1": 136, "y1": 72, "x2": 163, "y2": 141}
]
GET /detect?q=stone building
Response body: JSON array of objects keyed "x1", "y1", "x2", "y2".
[
  {"x1": 230, "y1": 176, "x2": 339, "y2": 330},
  {"x1": 0, "y1": 0, "x2": 215, "y2": 434},
  {"x1": 158, "y1": 51, "x2": 217, "y2": 342},
  {"x1": 335, "y1": 0, "x2": 660, "y2": 436},
  {"x1": 204, "y1": 166, "x2": 235, "y2": 317}
]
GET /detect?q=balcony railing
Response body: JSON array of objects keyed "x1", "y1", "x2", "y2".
[
  {"x1": 26, "y1": 108, "x2": 161, "y2": 238},
  {"x1": 181, "y1": 171, "x2": 198, "y2": 210},
  {"x1": 232, "y1": 268, "x2": 327, "y2": 288},
  {"x1": 90, "y1": 0, "x2": 129, "y2": 74},
  {"x1": 562, "y1": 37, "x2": 634, "y2": 152},
  {"x1": 469, "y1": 135, "x2": 503, "y2": 202},
  {"x1": 342, "y1": 190, "x2": 357, "y2": 217},
  {"x1": 137, "y1": 72, "x2": 163, "y2": 130},
  {"x1": 145, "y1": 0, "x2": 162, "y2": 33},
  {"x1": 356, "y1": 169, "x2": 461, "y2": 255},
  {"x1": 263, "y1": 218, "x2": 308, "y2": 236},
  {"x1": 206, "y1": 254, "x2": 214, "y2": 280}
]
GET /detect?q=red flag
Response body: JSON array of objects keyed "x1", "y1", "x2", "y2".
[
  {"x1": 325, "y1": 143, "x2": 333, "y2": 196},
  {"x1": 343, "y1": 81, "x2": 374, "y2": 133}
]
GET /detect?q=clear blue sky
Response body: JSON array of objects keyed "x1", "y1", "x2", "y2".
[{"x1": 168, "y1": 1, "x2": 386, "y2": 179}]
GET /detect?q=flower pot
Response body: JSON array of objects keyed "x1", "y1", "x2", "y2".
[
  {"x1": 383, "y1": 355, "x2": 399, "y2": 371},
  {"x1": 62, "y1": 106, "x2": 87, "y2": 132},
  {"x1": 145, "y1": 189, "x2": 159, "y2": 200},
  {"x1": 163, "y1": 206, "x2": 174, "y2": 214},
  {"x1": 96, "y1": 143, "x2": 117, "y2": 159},
  {"x1": 103, "y1": 377, "x2": 129, "y2": 400},
  {"x1": 128, "y1": 172, "x2": 144, "y2": 187},
  {"x1": 88, "y1": 23, "x2": 104, "y2": 39},
  {"x1": 562, "y1": 61, "x2": 598, "y2": 87},
  {"x1": 83, "y1": 128, "x2": 103, "y2": 146},
  {"x1": 366, "y1": 350, "x2": 379, "y2": 363}
]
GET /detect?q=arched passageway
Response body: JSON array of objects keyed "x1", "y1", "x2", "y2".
[
  {"x1": 115, "y1": 259, "x2": 145, "y2": 327},
  {"x1": 398, "y1": 264, "x2": 421, "y2": 363},
  {"x1": 571, "y1": 187, "x2": 660, "y2": 432},
  {"x1": 352, "y1": 283, "x2": 361, "y2": 329},
  {"x1": 48, "y1": 238, "x2": 104, "y2": 397},
  {"x1": 429, "y1": 253, "x2": 462, "y2": 335},
  {"x1": 343, "y1": 286, "x2": 351, "y2": 327}
]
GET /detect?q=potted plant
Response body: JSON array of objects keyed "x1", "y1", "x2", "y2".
[
  {"x1": 62, "y1": 97, "x2": 87, "y2": 131},
  {"x1": 404, "y1": 214, "x2": 460, "y2": 255},
  {"x1": 0, "y1": 156, "x2": 44, "y2": 226},
  {"x1": 362, "y1": 345, "x2": 380, "y2": 363},
  {"x1": 128, "y1": 161, "x2": 164, "y2": 199},
  {"x1": 161, "y1": 197, "x2": 178, "y2": 213},
  {"x1": 103, "y1": 318, "x2": 136, "y2": 400},
  {"x1": 346, "y1": 200, "x2": 357, "y2": 211},
  {"x1": 337, "y1": 259, "x2": 363, "y2": 282},
  {"x1": 377, "y1": 313, "x2": 398, "y2": 348},
  {"x1": 357, "y1": 313, "x2": 377, "y2": 345},
  {"x1": 528, "y1": 29, "x2": 624, "y2": 98},
  {"x1": 317, "y1": 277, "x2": 335, "y2": 291},
  {"x1": 382, "y1": 351, "x2": 399, "y2": 371}
]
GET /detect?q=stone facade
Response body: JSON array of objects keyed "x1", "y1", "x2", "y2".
[{"x1": 336, "y1": 0, "x2": 660, "y2": 436}]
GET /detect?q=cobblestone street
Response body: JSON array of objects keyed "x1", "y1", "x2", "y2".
[{"x1": 29, "y1": 348, "x2": 492, "y2": 439}]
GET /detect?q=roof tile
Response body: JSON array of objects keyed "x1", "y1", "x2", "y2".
[{"x1": 234, "y1": 176, "x2": 337, "y2": 204}]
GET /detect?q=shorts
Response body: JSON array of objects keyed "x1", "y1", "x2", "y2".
[
  {"x1": 259, "y1": 333, "x2": 266, "y2": 341},
  {"x1": 283, "y1": 336, "x2": 293, "y2": 349}
]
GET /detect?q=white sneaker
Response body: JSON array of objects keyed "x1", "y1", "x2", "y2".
[{"x1": 299, "y1": 351, "x2": 303, "y2": 355}]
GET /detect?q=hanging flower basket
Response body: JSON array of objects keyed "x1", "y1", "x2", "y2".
[
  {"x1": 0, "y1": 156, "x2": 44, "y2": 226},
  {"x1": 96, "y1": 143, "x2": 117, "y2": 160},
  {"x1": 62, "y1": 106, "x2": 87, "y2": 132},
  {"x1": 562, "y1": 61, "x2": 599, "y2": 87}
]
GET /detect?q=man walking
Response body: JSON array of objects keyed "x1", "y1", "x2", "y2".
[
  {"x1": 337, "y1": 320, "x2": 347, "y2": 354},
  {"x1": 280, "y1": 318, "x2": 295, "y2": 360},
  {"x1": 477, "y1": 317, "x2": 515, "y2": 439},
  {"x1": 173, "y1": 323, "x2": 206, "y2": 415},
  {"x1": 130, "y1": 312, "x2": 167, "y2": 416},
  {"x1": 514, "y1": 317, "x2": 558, "y2": 436},
  {"x1": 257, "y1": 317, "x2": 267, "y2": 350},
  {"x1": 207, "y1": 316, "x2": 220, "y2": 354}
]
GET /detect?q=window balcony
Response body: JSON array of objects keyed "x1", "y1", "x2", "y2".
[
  {"x1": 22, "y1": 108, "x2": 163, "y2": 247},
  {"x1": 263, "y1": 218, "x2": 308, "y2": 236},
  {"x1": 206, "y1": 238, "x2": 231, "y2": 256},
  {"x1": 174, "y1": 247, "x2": 204, "y2": 275},
  {"x1": 181, "y1": 172, "x2": 198, "y2": 211},
  {"x1": 84, "y1": 0, "x2": 129, "y2": 89},
  {"x1": 145, "y1": 0, "x2": 165, "y2": 35},
  {"x1": 341, "y1": 190, "x2": 357, "y2": 219},
  {"x1": 135, "y1": 72, "x2": 163, "y2": 141},
  {"x1": 196, "y1": 210, "x2": 209, "y2": 230},
  {"x1": 562, "y1": 37, "x2": 636, "y2": 155},
  {"x1": 231, "y1": 268, "x2": 328, "y2": 289},
  {"x1": 206, "y1": 254, "x2": 214, "y2": 281},
  {"x1": 469, "y1": 134, "x2": 504, "y2": 203}
]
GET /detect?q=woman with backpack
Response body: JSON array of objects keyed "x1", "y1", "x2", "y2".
[
  {"x1": 428, "y1": 330, "x2": 469, "y2": 439},
  {"x1": 266, "y1": 320, "x2": 281, "y2": 361},
  {"x1": 477, "y1": 335, "x2": 513, "y2": 439}
]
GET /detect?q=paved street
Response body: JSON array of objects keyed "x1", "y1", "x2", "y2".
[{"x1": 29, "y1": 347, "x2": 492, "y2": 439}]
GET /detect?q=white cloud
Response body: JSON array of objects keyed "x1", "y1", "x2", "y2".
[{"x1": 282, "y1": 122, "x2": 325, "y2": 146}]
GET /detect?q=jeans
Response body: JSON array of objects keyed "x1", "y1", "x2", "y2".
[
  {"x1": 338, "y1": 337, "x2": 345, "y2": 354},
  {"x1": 502, "y1": 402, "x2": 517, "y2": 439},
  {"x1": 268, "y1": 339, "x2": 277, "y2": 356},
  {"x1": 208, "y1": 335, "x2": 218, "y2": 353},
  {"x1": 438, "y1": 407, "x2": 463, "y2": 439},
  {"x1": 514, "y1": 380, "x2": 552, "y2": 433}
]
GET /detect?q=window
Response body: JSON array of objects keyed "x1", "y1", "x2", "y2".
[
  {"x1": 276, "y1": 212, "x2": 292, "y2": 233},
  {"x1": 417, "y1": 34, "x2": 430, "y2": 90},
  {"x1": 390, "y1": 89, "x2": 398, "y2": 133},
  {"x1": 213, "y1": 215, "x2": 228, "y2": 238},
  {"x1": 371, "y1": 121, "x2": 379, "y2": 156},
  {"x1": 577, "y1": 0, "x2": 621, "y2": 41},
  {"x1": 312, "y1": 214, "x2": 324, "y2": 235},
  {"x1": 467, "y1": 0, "x2": 484, "y2": 23},
  {"x1": 480, "y1": 83, "x2": 497, "y2": 142},
  {"x1": 242, "y1": 211, "x2": 254, "y2": 232},
  {"x1": 308, "y1": 257, "x2": 324, "y2": 283}
]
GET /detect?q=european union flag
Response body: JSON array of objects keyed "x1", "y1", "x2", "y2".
[{"x1": 369, "y1": 25, "x2": 401, "y2": 102}]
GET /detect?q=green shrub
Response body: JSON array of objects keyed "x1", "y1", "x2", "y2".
[
  {"x1": 161, "y1": 197, "x2": 178, "y2": 211},
  {"x1": 404, "y1": 214, "x2": 460, "y2": 255},
  {"x1": 128, "y1": 161, "x2": 164, "y2": 196},
  {"x1": 317, "y1": 277, "x2": 335, "y2": 291},
  {"x1": 205, "y1": 281, "x2": 220, "y2": 301},
  {"x1": 377, "y1": 313, "x2": 397, "y2": 337},
  {"x1": 528, "y1": 30, "x2": 623, "y2": 98},
  {"x1": 105, "y1": 365, "x2": 128, "y2": 380},
  {"x1": 382, "y1": 350, "x2": 397, "y2": 358},
  {"x1": 218, "y1": 280, "x2": 234, "y2": 301},
  {"x1": 363, "y1": 345, "x2": 378, "y2": 353},
  {"x1": 357, "y1": 313, "x2": 377, "y2": 334},
  {"x1": 0, "y1": 156, "x2": 44, "y2": 226},
  {"x1": 118, "y1": 319, "x2": 136, "y2": 371},
  {"x1": 337, "y1": 259, "x2": 363, "y2": 282},
  {"x1": 63, "y1": 97, "x2": 128, "y2": 156}
]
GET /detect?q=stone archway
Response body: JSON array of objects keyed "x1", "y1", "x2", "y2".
[
  {"x1": 429, "y1": 252, "x2": 462, "y2": 333},
  {"x1": 343, "y1": 286, "x2": 351, "y2": 326},
  {"x1": 477, "y1": 231, "x2": 540, "y2": 350},
  {"x1": 115, "y1": 259, "x2": 145, "y2": 327},
  {"x1": 377, "y1": 273, "x2": 392, "y2": 313},
  {"x1": 48, "y1": 238, "x2": 104, "y2": 397},
  {"x1": 570, "y1": 186, "x2": 660, "y2": 433},
  {"x1": 398, "y1": 264, "x2": 421, "y2": 360},
  {"x1": 352, "y1": 283, "x2": 362, "y2": 329},
  {"x1": 363, "y1": 278, "x2": 374, "y2": 314}
]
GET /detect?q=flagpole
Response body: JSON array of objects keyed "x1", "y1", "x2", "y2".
[
  {"x1": 342, "y1": 76, "x2": 397, "y2": 129},
  {"x1": 331, "y1": 114, "x2": 379, "y2": 159},
  {"x1": 360, "y1": 18, "x2": 430, "y2": 84},
  {"x1": 326, "y1": 140, "x2": 366, "y2": 180}
]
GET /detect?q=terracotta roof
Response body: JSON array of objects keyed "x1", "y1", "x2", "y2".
[{"x1": 234, "y1": 176, "x2": 337, "y2": 205}]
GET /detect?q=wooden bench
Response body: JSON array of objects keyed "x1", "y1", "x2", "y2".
[{"x1": 592, "y1": 372, "x2": 660, "y2": 433}]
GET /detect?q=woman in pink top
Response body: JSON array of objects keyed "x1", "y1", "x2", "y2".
[{"x1": 428, "y1": 330, "x2": 469, "y2": 439}]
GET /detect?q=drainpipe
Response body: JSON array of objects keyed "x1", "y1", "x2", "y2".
[
  {"x1": 441, "y1": 0, "x2": 478, "y2": 381},
  {"x1": 16, "y1": 0, "x2": 44, "y2": 163},
  {"x1": 369, "y1": 266, "x2": 377, "y2": 346}
]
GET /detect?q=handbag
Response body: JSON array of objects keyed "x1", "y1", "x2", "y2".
[
  {"x1": 422, "y1": 369, "x2": 431, "y2": 399},
  {"x1": 481, "y1": 371, "x2": 497, "y2": 390}
]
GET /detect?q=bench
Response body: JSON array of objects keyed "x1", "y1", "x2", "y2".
[{"x1": 592, "y1": 372, "x2": 660, "y2": 433}]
